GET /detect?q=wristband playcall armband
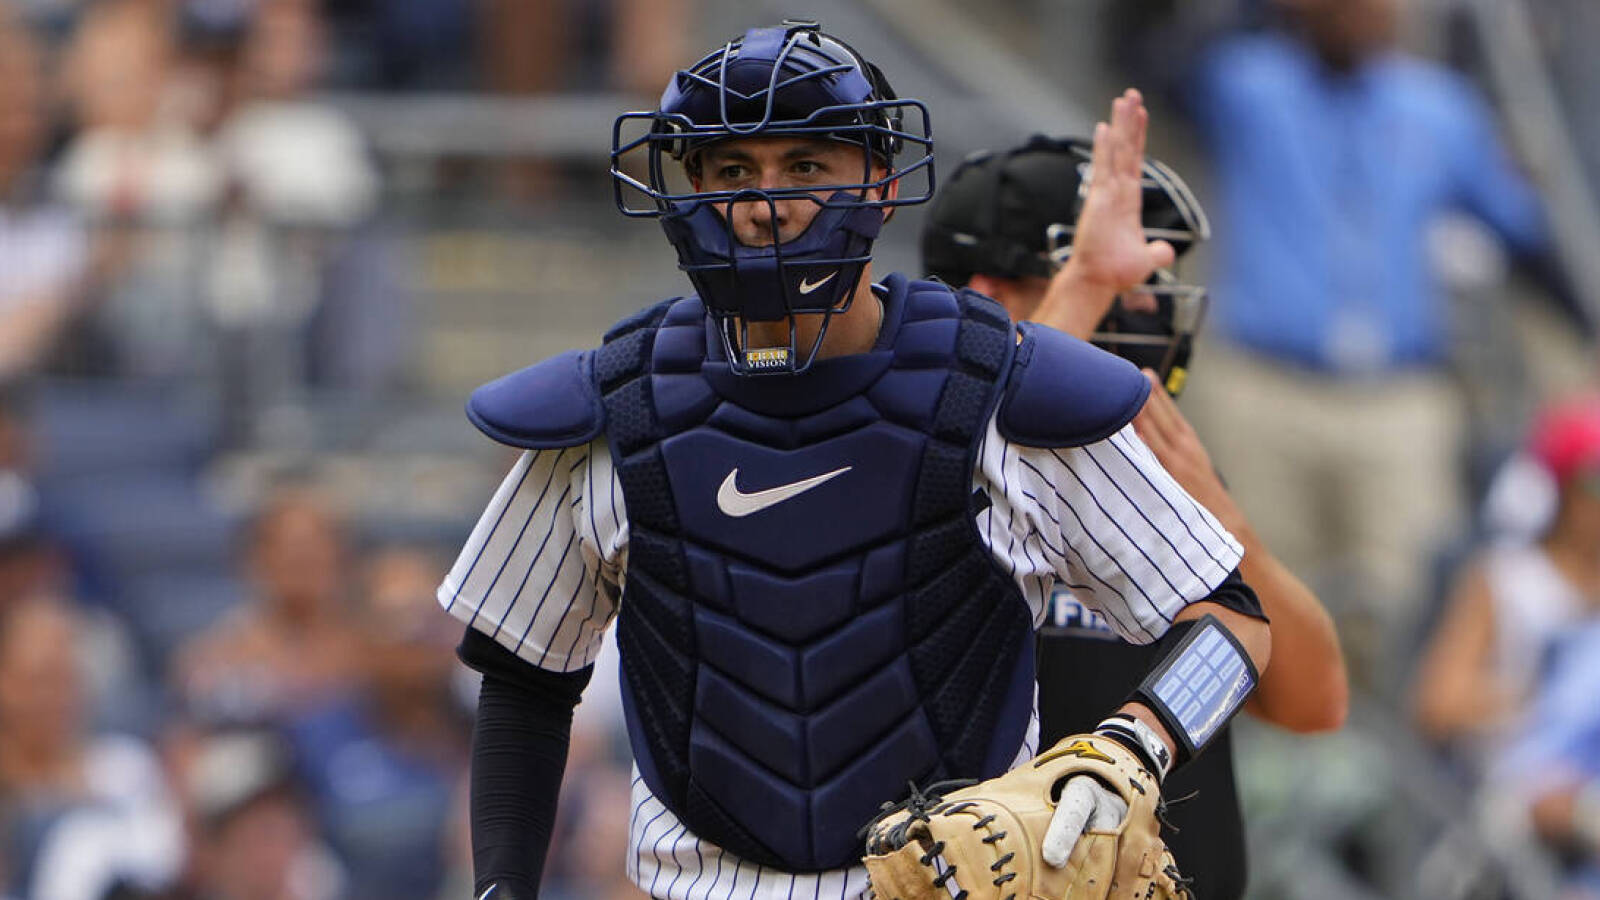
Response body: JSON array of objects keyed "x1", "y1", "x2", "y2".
[{"x1": 1130, "y1": 613, "x2": 1258, "y2": 767}]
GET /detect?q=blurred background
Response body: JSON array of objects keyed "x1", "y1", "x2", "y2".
[{"x1": 0, "y1": 0, "x2": 1598, "y2": 897}]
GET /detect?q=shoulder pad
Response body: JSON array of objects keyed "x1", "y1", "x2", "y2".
[
  {"x1": 467, "y1": 349, "x2": 604, "y2": 449},
  {"x1": 997, "y1": 322, "x2": 1150, "y2": 448}
]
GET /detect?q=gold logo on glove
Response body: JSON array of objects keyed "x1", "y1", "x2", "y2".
[{"x1": 1034, "y1": 738, "x2": 1114, "y2": 767}]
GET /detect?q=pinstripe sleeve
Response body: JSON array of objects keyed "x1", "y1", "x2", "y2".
[
  {"x1": 437, "y1": 440, "x2": 629, "y2": 672},
  {"x1": 975, "y1": 416, "x2": 1243, "y2": 645}
]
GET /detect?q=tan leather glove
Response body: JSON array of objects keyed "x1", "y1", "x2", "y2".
[{"x1": 862, "y1": 734, "x2": 1189, "y2": 900}]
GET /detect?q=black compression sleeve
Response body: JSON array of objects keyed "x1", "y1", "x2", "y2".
[
  {"x1": 460, "y1": 628, "x2": 594, "y2": 899},
  {"x1": 1197, "y1": 566, "x2": 1267, "y2": 622}
]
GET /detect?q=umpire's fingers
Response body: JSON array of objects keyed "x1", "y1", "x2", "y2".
[
  {"x1": 1145, "y1": 238, "x2": 1176, "y2": 272},
  {"x1": 1091, "y1": 119, "x2": 1115, "y2": 187},
  {"x1": 1115, "y1": 90, "x2": 1146, "y2": 181}
]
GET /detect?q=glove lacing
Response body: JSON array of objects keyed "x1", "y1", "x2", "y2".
[
  {"x1": 862, "y1": 779, "x2": 991, "y2": 900},
  {"x1": 860, "y1": 779, "x2": 979, "y2": 852}
]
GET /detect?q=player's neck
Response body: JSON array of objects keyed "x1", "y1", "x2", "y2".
[{"x1": 817, "y1": 266, "x2": 884, "y2": 359}]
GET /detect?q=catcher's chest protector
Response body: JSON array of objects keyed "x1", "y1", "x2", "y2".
[{"x1": 594, "y1": 274, "x2": 1036, "y2": 871}]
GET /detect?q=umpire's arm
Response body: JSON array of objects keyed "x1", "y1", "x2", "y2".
[{"x1": 1131, "y1": 371, "x2": 1348, "y2": 733}]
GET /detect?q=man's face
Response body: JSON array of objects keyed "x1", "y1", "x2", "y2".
[
  {"x1": 1289, "y1": 0, "x2": 1399, "y2": 67},
  {"x1": 694, "y1": 136, "x2": 886, "y2": 247},
  {"x1": 0, "y1": 601, "x2": 84, "y2": 753},
  {"x1": 248, "y1": 495, "x2": 346, "y2": 616}
]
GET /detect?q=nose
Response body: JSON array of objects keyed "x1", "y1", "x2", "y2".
[{"x1": 730, "y1": 192, "x2": 788, "y2": 246}]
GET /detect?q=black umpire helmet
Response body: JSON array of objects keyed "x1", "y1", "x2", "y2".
[{"x1": 920, "y1": 135, "x2": 1210, "y2": 394}]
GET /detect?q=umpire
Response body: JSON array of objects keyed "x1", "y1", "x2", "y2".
[{"x1": 921, "y1": 132, "x2": 1350, "y2": 898}]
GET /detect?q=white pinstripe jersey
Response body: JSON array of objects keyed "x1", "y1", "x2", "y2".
[{"x1": 438, "y1": 413, "x2": 1243, "y2": 900}]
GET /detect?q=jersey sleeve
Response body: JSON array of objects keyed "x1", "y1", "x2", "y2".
[
  {"x1": 975, "y1": 417, "x2": 1243, "y2": 644},
  {"x1": 437, "y1": 439, "x2": 628, "y2": 672}
]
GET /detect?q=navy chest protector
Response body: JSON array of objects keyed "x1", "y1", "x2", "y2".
[{"x1": 467, "y1": 273, "x2": 1151, "y2": 872}]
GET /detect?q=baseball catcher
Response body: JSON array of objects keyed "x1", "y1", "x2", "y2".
[{"x1": 441, "y1": 20, "x2": 1269, "y2": 900}]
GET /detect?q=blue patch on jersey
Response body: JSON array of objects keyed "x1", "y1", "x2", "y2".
[
  {"x1": 996, "y1": 322, "x2": 1151, "y2": 448},
  {"x1": 1041, "y1": 586, "x2": 1118, "y2": 640}
]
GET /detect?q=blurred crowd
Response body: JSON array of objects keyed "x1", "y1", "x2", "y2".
[
  {"x1": 4, "y1": 0, "x2": 1600, "y2": 898},
  {"x1": 0, "y1": 0, "x2": 668, "y2": 898}
]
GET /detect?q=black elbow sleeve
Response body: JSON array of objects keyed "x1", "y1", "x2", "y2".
[
  {"x1": 461, "y1": 627, "x2": 595, "y2": 899},
  {"x1": 1202, "y1": 566, "x2": 1267, "y2": 622}
]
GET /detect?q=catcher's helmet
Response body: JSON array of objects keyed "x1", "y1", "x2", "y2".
[
  {"x1": 920, "y1": 135, "x2": 1209, "y2": 394},
  {"x1": 611, "y1": 20, "x2": 934, "y2": 374}
]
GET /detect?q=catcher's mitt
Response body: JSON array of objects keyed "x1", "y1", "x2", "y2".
[{"x1": 861, "y1": 734, "x2": 1189, "y2": 900}]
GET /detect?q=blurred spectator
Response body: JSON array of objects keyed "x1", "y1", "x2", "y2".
[
  {"x1": 0, "y1": 485, "x2": 150, "y2": 732},
  {"x1": 283, "y1": 543, "x2": 467, "y2": 900},
  {"x1": 1479, "y1": 442, "x2": 1564, "y2": 548},
  {"x1": 0, "y1": 390, "x2": 117, "y2": 614},
  {"x1": 1488, "y1": 617, "x2": 1600, "y2": 897},
  {"x1": 0, "y1": 595, "x2": 183, "y2": 900},
  {"x1": 431, "y1": 778, "x2": 473, "y2": 900},
  {"x1": 326, "y1": 0, "x2": 690, "y2": 94},
  {"x1": 220, "y1": 0, "x2": 375, "y2": 226},
  {"x1": 318, "y1": 0, "x2": 476, "y2": 90},
  {"x1": 481, "y1": 0, "x2": 690, "y2": 99},
  {"x1": 1413, "y1": 396, "x2": 1600, "y2": 775},
  {"x1": 207, "y1": 0, "x2": 396, "y2": 407},
  {"x1": 1178, "y1": 0, "x2": 1553, "y2": 682},
  {"x1": 481, "y1": 0, "x2": 690, "y2": 201},
  {"x1": 52, "y1": 0, "x2": 391, "y2": 398},
  {"x1": 0, "y1": 475, "x2": 69, "y2": 614},
  {"x1": 0, "y1": 8, "x2": 94, "y2": 382},
  {"x1": 536, "y1": 629, "x2": 633, "y2": 900},
  {"x1": 172, "y1": 483, "x2": 360, "y2": 725},
  {"x1": 54, "y1": 0, "x2": 223, "y2": 226},
  {"x1": 156, "y1": 729, "x2": 345, "y2": 900},
  {"x1": 51, "y1": 0, "x2": 224, "y2": 378},
  {"x1": 543, "y1": 764, "x2": 645, "y2": 900},
  {"x1": 0, "y1": 391, "x2": 150, "y2": 732}
]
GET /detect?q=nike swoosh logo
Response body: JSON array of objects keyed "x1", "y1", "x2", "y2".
[
  {"x1": 716, "y1": 466, "x2": 852, "y2": 517},
  {"x1": 798, "y1": 271, "x2": 837, "y2": 295}
]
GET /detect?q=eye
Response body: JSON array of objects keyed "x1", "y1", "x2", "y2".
[
  {"x1": 790, "y1": 160, "x2": 824, "y2": 177},
  {"x1": 716, "y1": 164, "x2": 749, "y2": 182}
]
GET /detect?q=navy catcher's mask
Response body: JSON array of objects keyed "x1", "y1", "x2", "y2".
[
  {"x1": 611, "y1": 20, "x2": 934, "y2": 375},
  {"x1": 920, "y1": 135, "x2": 1209, "y2": 395}
]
